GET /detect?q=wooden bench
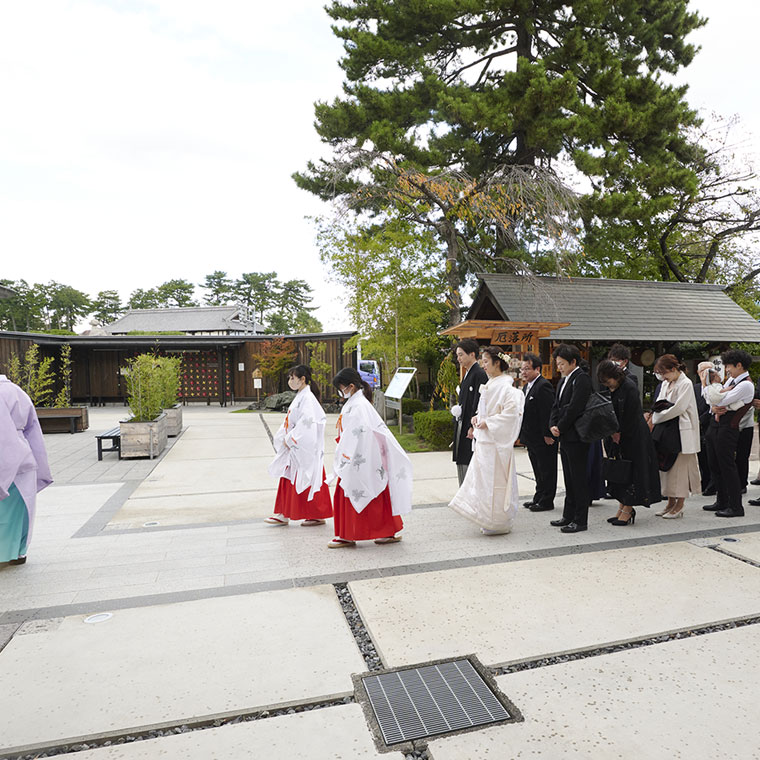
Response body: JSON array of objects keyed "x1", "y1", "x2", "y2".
[{"x1": 96, "y1": 427, "x2": 121, "y2": 461}]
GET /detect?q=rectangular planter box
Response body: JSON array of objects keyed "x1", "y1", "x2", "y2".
[
  {"x1": 36, "y1": 406, "x2": 89, "y2": 434},
  {"x1": 120, "y1": 412, "x2": 167, "y2": 459},
  {"x1": 164, "y1": 403, "x2": 183, "y2": 437}
]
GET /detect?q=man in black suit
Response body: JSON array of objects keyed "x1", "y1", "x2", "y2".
[
  {"x1": 607, "y1": 343, "x2": 638, "y2": 388},
  {"x1": 519, "y1": 353, "x2": 557, "y2": 512},
  {"x1": 452, "y1": 339, "x2": 488, "y2": 485},
  {"x1": 549, "y1": 343, "x2": 592, "y2": 533}
]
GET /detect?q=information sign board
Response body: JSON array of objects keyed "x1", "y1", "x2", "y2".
[{"x1": 385, "y1": 367, "x2": 417, "y2": 400}]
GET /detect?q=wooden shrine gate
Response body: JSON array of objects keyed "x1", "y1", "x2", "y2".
[{"x1": 440, "y1": 320, "x2": 570, "y2": 379}]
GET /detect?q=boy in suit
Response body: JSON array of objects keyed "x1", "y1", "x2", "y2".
[
  {"x1": 549, "y1": 343, "x2": 592, "y2": 533},
  {"x1": 452, "y1": 340, "x2": 488, "y2": 485},
  {"x1": 519, "y1": 353, "x2": 557, "y2": 512}
]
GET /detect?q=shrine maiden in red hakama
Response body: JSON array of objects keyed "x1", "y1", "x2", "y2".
[
  {"x1": 266, "y1": 367, "x2": 332, "y2": 526},
  {"x1": 0, "y1": 375, "x2": 53, "y2": 564},
  {"x1": 329, "y1": 369, "x2": 412, "y2": 547}
]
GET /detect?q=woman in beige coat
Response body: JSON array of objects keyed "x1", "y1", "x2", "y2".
[{"x1": 649, "y1": 354, "x2": 701, "y2": 518}]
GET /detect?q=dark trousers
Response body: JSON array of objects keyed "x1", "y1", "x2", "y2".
[
  {"x1": 706, "y1": 421, "x2": 743, "y2": 513},
  {"x1": 697, "y1": 435, "x2": 712, "y2": 492},
  {"x1": 736, "y1": 427, "x2": 753, "y2": 489},
  {"x1": 560, "y1": 440, "x2": 591, "y2": 526},
  {"x1": 527, "y1": 442, "x2": 558, "y2": 508}
]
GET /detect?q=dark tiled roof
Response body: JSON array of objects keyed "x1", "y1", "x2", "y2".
[
  {"x1": 474, "y1": 274, "x2": 760, "y2": 342},
  {"x1": 0, "y1": 285, "x2": 16, "y2": 299},
  {"x1": 106, "y1": 306, "x2": 264, "y2": 334}
]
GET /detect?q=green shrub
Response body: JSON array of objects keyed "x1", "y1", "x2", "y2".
[
  {"x1": 403, "y1": 398, "x2": 426, "y2": 415},
  {"x1": 123, "y1": 354, "x2": 164, "y2": 422},
  {"x1": 413, "y1": 410, "x2": 453, "y2": 450},
  {"x1": 155, "y1": 355, "x2": 181, "y2": 408}
]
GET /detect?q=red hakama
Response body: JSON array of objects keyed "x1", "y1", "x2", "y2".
[
  {"x1": 333, "y1": 482, "x2": 403, "y2": 541},
  {"x1": 274, "y1": 469, "x2": 333, "y2": 520}
]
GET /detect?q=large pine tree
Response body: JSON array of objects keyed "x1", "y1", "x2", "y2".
[{"x1": 296, "y1": 0, "x2": 706, "y2": 292}]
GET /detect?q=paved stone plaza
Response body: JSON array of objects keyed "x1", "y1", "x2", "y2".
[{"x1": 1, "y1": 406, "x2": 760, "y2": 759}]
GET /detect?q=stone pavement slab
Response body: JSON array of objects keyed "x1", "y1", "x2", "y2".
[
  {"x1": 0, "y1": 586, "x2": 366, "y2": 754},
  {"x1": 57, "y1": 705, "x2": 384, "y2": 760},
  {"x1": 428, "y1": 624, "x2": 760, "y2": 760},
  {"x1": 715, "y1": 532, "x2": 760, "y2": 564},
  {"x1": 348, "y1": 542, "x2": 760, "y2": 668},
  {"x1": 103, "y1": 489, "x2": 282, "y2": 528}
]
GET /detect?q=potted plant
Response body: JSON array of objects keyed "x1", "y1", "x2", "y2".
[
  {"x1": 156, "y1": 355, "x2": 182, "y2": 436},
  {"x1": 120, "y1": 354, "x2": 167, "y2": 459},
  {"x1": 12, "y1": 344, "x2": 89, "y2": 433}
]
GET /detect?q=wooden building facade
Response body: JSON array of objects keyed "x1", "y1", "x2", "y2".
[{"x1": 0, "y1": 331, "x2": 357, "y2": 405}]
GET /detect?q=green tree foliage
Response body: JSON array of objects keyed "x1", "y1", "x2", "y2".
[
  {"x1": 11, "y1": 344, "x2": 56, "y2": 406},
  {"x1": 582, "y1": 116, "x2": 760, "y2": 296},
  {"x1": 122, "y1": 354, "x2": 165, "y2": 422},
  {"x1": 41, "y1": 283, "x2": 91, "y2": 332},
  {"x1": 154, "y1": 355, "x2": 182, "y2": 409},
  {"x1": 90, "y1": 290, "x2": 125, "y2": 325},
  {"x1": 267, "y1": 279, "x2": 323, "y2": 334},
  {"x1": 156, "y1": 279, "x2": 198, "y2": 308},
  {"x1": 53, "y1": 343, "x2": 73, "y2": 408},
  {"x1": 306, "y1": 340, "x2": 332, "y2": 391},
  {"x1": 234, "y1": 272, "x2": 279, "y2": 324},
  {"x1": 203, "y1": 271, "x2": 234, "y2": 306},
  {"x1": 127, "y1": 288, "x2": 162, "y2": 310},
  {"x1": 0, "y1": 280, "x2": 90, "y2": 332},
  {"x1": 296, "y1": 0, "x2": 705, "y2": 314},
  {"x1": 0, "y1": 280, "x2": 46, "y2": 331},
  {"x1": 317, "y1": 218, "x2": 449, "y2": 374}
]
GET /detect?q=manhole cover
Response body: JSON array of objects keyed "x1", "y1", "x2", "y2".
[
  {"x1": 722, "y1": 537, "x2": 739, "y2": 543},
  {"x1": 361, "y1": 657, "x2": 515, "y2": 745}
]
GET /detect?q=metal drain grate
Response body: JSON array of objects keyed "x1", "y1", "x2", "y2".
[{"x1": 362, "y1": 658, "x2": 511, "y2": 745}]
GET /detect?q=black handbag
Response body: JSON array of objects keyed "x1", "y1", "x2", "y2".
[
  {"x1": 602, "y1": 457, "x2": 632, "y2": 483},
  {"x1": 574, "y1": 392, "x2": 619, "y2": 443}
]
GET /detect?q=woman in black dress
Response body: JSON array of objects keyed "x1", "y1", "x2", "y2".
[{"x1": 597, "y1": 360, "x2": 662, "y2": 526}]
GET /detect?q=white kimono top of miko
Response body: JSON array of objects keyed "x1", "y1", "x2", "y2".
[
  {"x1": 449, "y1": 373, "x2": 524, "y2": 532},
  {"x1": 267, "y1": 386, "x2": 326, "y2": 500},
  {"x1": 0, "y1": 375, "x2": 53, "y2": 547},
  {"x1": 330, "y1": 390, "x2": 413, "y2": 516}
]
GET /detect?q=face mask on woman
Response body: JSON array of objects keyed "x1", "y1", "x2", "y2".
[
  {"x1": 339, "y1": 388, "x2": 353, "y2": 399},
  {"x1": 654, "y1": 372, "x2": 664, "y2": 382}
]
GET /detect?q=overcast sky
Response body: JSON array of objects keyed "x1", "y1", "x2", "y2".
[{"x1": 1, "y1": 1, "x2": 758, "y2": 331}]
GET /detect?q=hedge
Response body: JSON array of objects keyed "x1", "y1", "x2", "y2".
[
  {"x1": 403, "y1": 398, "x2": 427, "y2": 415},
  {"x1": 413, "y1": 410, "x2": 453, "y2": 450}
]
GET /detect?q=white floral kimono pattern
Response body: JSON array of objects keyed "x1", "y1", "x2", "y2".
[
  {"x1": 449, "y1": 374, "x2": 524, "y2": 532},
  {"x1": 267, "y1": 386, "x2": 326, "y2": 500},
  {"x1": 330, "y1": 391, "x2": 412, "y2": 516}
]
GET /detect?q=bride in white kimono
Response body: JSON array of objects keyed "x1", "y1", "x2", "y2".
[{"x1": 449, "y1": 347, "x2": 524, "y2": 535}]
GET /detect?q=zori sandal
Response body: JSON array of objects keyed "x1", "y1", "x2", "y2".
[{"x1": 327, "y1": 538, "x2": 356, "y2": 548}]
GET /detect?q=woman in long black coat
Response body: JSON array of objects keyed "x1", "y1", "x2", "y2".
[{"x1": 597, "y1": 360, "x2": 662, "y2": 525}]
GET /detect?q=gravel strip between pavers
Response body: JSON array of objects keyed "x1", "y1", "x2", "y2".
[
  {"x1": 334, "y1": 582, "x2": 383, "y2": 671},
  {"x1": 5, "y1": 698, "x2": 356, "y2": 760},
  {"x1": 493, "y1": 615, "x2": 760, "y2": 676}
]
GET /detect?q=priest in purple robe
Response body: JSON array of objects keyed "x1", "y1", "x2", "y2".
[{"x1": 0, "y1": 374, "x2": 53, "y2": 565}]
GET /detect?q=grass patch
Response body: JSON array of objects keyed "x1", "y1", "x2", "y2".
[{"x1": 391, "y1": 430, "x2": 449, "y2": 453}]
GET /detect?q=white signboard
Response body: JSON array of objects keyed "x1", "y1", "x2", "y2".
[
  {"x1": 385, "y1": 367, "x2": 417, "y2": 400},
  {"x1": 238, "y1": 363, "x2": 245, "y2": 372},
  {"x1": 253, "y1": 378, "x2": 262, "y2": 389}
]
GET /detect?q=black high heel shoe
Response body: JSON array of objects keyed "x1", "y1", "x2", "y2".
[
  {"x1": 610, "y1": 507, "x2": 635, "y2": 526},
  {"x1": 606, "y1": 509, "x2": 622, "y2": 524}
]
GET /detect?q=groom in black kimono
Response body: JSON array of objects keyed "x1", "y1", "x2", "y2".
[{"x1": 452, "y1": 339, "x2": 488, "y2": 485}]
